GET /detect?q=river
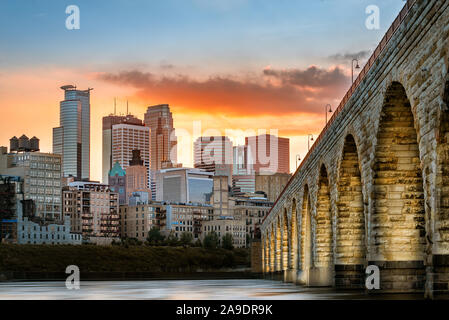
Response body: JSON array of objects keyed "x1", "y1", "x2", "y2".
[{"x1": 0, "y1": 279, "x2": 424, "y2": 299}]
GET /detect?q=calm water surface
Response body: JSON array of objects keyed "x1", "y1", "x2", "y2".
[{"x1": 0, "y1": 280, "x2": 422, "y2": 300}]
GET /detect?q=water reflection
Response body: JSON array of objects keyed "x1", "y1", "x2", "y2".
[{"x1": 0, "y1": 280, "x2": 422, "y2": 300}]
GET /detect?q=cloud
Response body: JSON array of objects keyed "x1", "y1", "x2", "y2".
[
  {"x1": 96, "y1": 66, "x2": 350, "y2": 117},
  {"x1": 328, "y1": 50, "x2": 371, "y2": 63},
  {"x1": 263, "y1": 65, "x2": 347, "y2": 88},
  {"x1": 160, "y1": 62, "x2": 175, "y2": 70}
]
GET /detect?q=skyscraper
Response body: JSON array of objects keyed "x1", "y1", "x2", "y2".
[
  {"x1": 0, "y1": 144, "x2": 62, "y2": 221},
  {"x1": 232, "y1": 145, "x2": 255, "y2": 195},
  {"x1": 155, "y1": 167, "x2": 213, "y2": 205},
  {"x1": 245, "y1": 134, "x2": 290, "y2": 174},
  {"x1": 53, "y1": 85, "x2": 92, "y2": 180},
  {"x1": 126, "y1": 149, "x2": 150, "y2": 204},
  {"x1": 108, "y1": 162, "x2": 126, "y2": 205},
  {"x1": 110, "y1": 123, "x2": 150, "y2": 190},
  {"x1": 232, "y1": 145, "x2": 253, "y2": 175},
  {"x1": 144, "y1": 104, "x2": 178, "y2": 171},
  {"x1": 194, "y1": 136, "x2": 233, "y2": 174},
  {"x1": 194, "y1": 136, "x2": 233, "y2": 189},
  {"x1": 102, "y1": 113, "x2": 143, "y2": 184}
]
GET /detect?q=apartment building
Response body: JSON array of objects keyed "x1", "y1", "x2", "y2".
[
  {"x1": 0, "y1": 144, "x2": 63, "y2": 221},
  {"x1": 62, "y1": 181, "x2": 120, "y2": 243},
  {"x1": 201, "y1": 217, "x2": 246, "y2": 248},
  {"x1": 119, "y1": 202, "x2": 213, "y2": 242}
]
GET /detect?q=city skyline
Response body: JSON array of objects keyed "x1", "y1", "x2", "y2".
[
  {"x1": 0, "y1": 1, "x2": 406, "y2": 182},
  {"x1": 1, "y1": 0, "x2": 449, "y2": 302}
]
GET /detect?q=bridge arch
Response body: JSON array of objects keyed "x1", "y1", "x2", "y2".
[
  {"x1": 371, "y1": 81, "x2": 425, "y2": 290},
  {"x1": 315, "y1": 164, "x2": 333, "y2": 270},
  {"x1": 262, "y1": 234, "x2": 268, "y2": 272},
  {"x1": 270, "y1": 227, "x2": 275, "y2": 272},
  {"x1": 282, "y1": 209, "x2": 289, "y2": 270},
  {"x1": 290, "y1": 198, "x2": 298, "y2": 270},
  {"x1": 335, "y1": 134, "x2": 366, "y2": 287},
  {"x1": 300, "y1": 185, "x2": 313, "y2": 271},
  {"x1": 275, "y1": 217, "x2": 282, "y2": 271}
]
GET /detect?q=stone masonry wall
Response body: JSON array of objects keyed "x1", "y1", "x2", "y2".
[{"x1": 262, "y1": 0, "x2": 449, "y2": 296}]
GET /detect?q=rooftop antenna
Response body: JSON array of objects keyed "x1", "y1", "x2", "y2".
[
  {"x1": 114, "y1": 98, "x2": 116, "y2": 115},
  {"x1": 127, "y1": 100, "x2": 129, "y2": 115}
]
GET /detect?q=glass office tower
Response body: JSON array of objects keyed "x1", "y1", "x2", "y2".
[{"x1": 53, "y1": 85, "x2": 91, "y2": 180}]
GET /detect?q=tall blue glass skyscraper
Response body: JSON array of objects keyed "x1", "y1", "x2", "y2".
[{"x1": 53, "y1": 85, "x2": 91, "y2": 180}]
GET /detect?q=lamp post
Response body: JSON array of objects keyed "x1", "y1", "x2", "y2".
[
  {"x1": 308, "y1": 134, "x2": 314, "y2": 151},
  {"x1": 296, "y1": 154, "x2": 301, "y2": 169},
  {"x1": 352, "y1": 58, "x2": 360, "y2": 84},
  {"x1": 325, "y1": 104, "x2": 333, "y2": 125}
]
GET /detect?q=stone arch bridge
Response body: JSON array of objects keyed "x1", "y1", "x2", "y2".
[{"x1": 261, "y1": 0, "x2": 449, "y2": 298}]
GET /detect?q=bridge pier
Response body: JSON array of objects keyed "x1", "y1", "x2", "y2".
[
  {"x1": 429, "y1": 255, "x2": 449, "y2": 298},
  {"x1": 308, "y1": 267, "x2": 333, "y2": 287},
  {"x1": 295, "y1": 270, "x2": 307, "y2": 285},
  {"x1": 334, "y1": 265, "x2": 365, "y2": 289},
  {"x1": 367, "y1": 261, "x2": 425, "y2": 294},
  {"x1": 264, "y1": 271, "x2": 284, "y2": 281},
  {"x1": 283, "y1": 268, "x2": 297, "y2": 283},
  {"x1": 293, "y1": 268, "x2": 333, "y2": 287}
]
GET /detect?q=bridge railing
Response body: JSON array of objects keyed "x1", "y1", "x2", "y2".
[{"x1": 263, "y1": 0, "x2": 418, "y2": 223}]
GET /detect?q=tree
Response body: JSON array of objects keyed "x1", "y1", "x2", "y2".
[
  {"x1": 221, "y1": 233, "x2": 234, "y2": 250},
  {"x1": 147, "y1": 227, "x2": 165, "y2": 245},
  {"x1": 120, "y1": 237, "x2": 142, "y2": 247},
  {"x1": 180, "y1": 232, "x2": 193, "y2": 246},
  {"x1": 166, "y1": 232, "x2": 179, "y2": 246},
  {"x1": 193, "y1": 238, "x2": 202, "y2": 247},
  {"x1": 203, "y1": 231, "x2": 219, "y2": 249}
]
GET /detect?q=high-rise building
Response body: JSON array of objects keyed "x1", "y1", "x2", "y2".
[
  {"x1": 232, "y1": 145, "x2": 255, "y2": 194},
  {"x1": 232, "y1": 145, "x2": 253, "y2": 175},
  {"x1": 0, "y1": 174, "x2": 82, "y2": 245},
  {"x1": 0, "y1": 145, "x2": 62, "y2": 221},
  {"x1": 194, "y1": 136, "x2": 233, "y2": 177},
  {"x1": 62, "y1": 181, "x2": 120, "y2": 244},
  {"x1": 245, "y1": 134, "x2": 290, "y2": 174},
  {"x1": 155, "y1": 167, "x2": 213, "y2": 205},
  {"x1": 110, "y1": 123, "x2": 150, "y2": 191},
  {"x1": 144, "y1": 104, "x2": 178, "y2": 171},
  {"x1": 108, "y1": 162, "x2": 127, "y2": 205},
  {"x1": 126, "y1": 150, "x2": 150, "y2": 204},
  {"x1": 53, "y1": 85, "x2": 92, "y2": 180},
  {"x1": 102, "y1": 113, "x2": 143, "y2": 184},
  {"x1": 232, "y1": 175, "x2": 256, "y2": 195},
  {"x1": 211, "y1": 175, "x2": 231, "y2": 217}
]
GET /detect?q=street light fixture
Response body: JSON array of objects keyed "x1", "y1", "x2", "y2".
[
  {"x1": 352, "y1": 58, "x2": 360, "y2": 84},
  {"x1": 308, "y1": 134, "x2": 314, "y2": 151},
  {"x1": 325, "y1": 104, "x2": 333, "y2": 125}
]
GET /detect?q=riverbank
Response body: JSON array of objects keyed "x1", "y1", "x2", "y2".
[{"x1": 0, "y1": 244, "x2": 252, "y2": 281}]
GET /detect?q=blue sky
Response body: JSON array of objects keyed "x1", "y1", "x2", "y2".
[
  {"x1": 0, "y1": 0, "x2": 405, "y2": 73},
  {"x1": 0, "y1": 0, "x2": 407, "y2": 179}
]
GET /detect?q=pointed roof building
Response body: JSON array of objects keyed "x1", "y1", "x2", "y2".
[{"x1": 109, "y1": 162, "x2": 126, "y2": 177}]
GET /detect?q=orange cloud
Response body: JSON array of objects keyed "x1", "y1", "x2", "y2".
[
  {"x1": 0, "y1": 65, "x2": 348, "y2": 178},
  {"x1": 96, "y1": 66, "x2": 349, "y2": 117}
]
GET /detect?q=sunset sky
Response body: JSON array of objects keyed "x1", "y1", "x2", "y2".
[{"x1": 0, "y1": 0, "x2": 405, "y2": 182}]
